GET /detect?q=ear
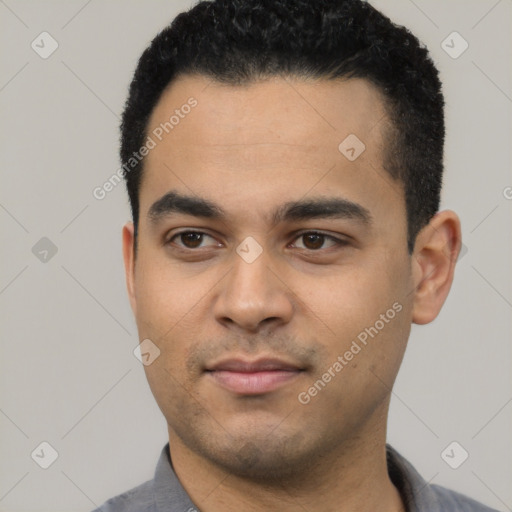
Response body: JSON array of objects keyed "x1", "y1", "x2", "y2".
[
  {"x1": 122, "y1": 222, "x2": 137, "y2": 316},
  {"x1": 411, "y1": 210, "x2": 462, "y2": 325}
]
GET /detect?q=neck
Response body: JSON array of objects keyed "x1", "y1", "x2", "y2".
[{"x1": 167, "y1": 404, "x2": 405, "y2": 512}]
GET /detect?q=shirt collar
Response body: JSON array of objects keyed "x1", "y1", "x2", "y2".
[
  {"x1": 153, "y1": 443, "x2": 198, "y2": 512},
  {"x1": 386, "y1": 444, "x2": 442, "y2": 512},
  {"x1": 151, "y1": 442, "x2": 440, "y2": 512}
]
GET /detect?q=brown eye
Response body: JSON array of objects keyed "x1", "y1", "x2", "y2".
[
  {"x1": 302, "y1": 233, "x2": 325, "y2": 250},
  {"x1": 180, "y1": 232, "x2": 204, "y2": 248},
  {"x1": 167, "y1": 231, "x2": 219, "y2": 249},
  {"x1": 293, "y1": 232, "x2": 342, "y2": 251}
]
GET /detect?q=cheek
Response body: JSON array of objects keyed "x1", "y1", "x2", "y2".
[
  {"x1": 133, "y1": 250, "x2": 206, "y2": 334},
  {"x1": 302, "y1": 262, "x2": 400, "y2": 327},
  {"x1": 133, "y1": 253, "x2": 215, "y2": 376},
  {"x1": 299, "y1": 252, "x2": 411, "y2": 367}
]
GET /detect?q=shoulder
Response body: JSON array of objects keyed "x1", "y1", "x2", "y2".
[
  {"x1": 91, "y1": 479, "x2": 155, "y2": 512},
  {"x1": 429, "y1": 483, "x2": 500, "y2": 512},
  {"x1": 385, "y1": 445, "x2": 499, "y2": 512}
]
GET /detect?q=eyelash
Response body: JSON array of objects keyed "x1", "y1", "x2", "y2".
[{"x1": 165, "y1": 230, "x2": 348, "y2": 252}]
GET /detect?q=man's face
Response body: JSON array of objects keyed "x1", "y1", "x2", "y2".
[{"x1": 124, "y1": 75, "x2": 416, "y2": 479}]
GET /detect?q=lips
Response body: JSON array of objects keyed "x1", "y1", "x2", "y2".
[{"x1": 205, "y1": 358, "x2": 304, "y2": 395}]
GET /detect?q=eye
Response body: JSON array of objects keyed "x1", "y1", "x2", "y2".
[
  {"x1": 167, "y1": 230, "x2": 220, "y2": 250},
  {"x1": 291, "y1": 231, "x2": 347, "y2": 251},
  {"x1": 165, "y1": 230, "x2": 348, "y2": 253}
]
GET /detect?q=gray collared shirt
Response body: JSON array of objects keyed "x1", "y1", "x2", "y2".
[{"x1": 92, "y1": 444, "x2": 498, "y2": 512}]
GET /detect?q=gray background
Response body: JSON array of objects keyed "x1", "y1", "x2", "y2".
[{"x1": 0, "y1": 1, "x2": 511, "y2": 511}]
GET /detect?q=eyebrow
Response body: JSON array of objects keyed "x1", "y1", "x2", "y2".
[{"x1": 148, "y1": 190, "x2": 372, "y2": 226}]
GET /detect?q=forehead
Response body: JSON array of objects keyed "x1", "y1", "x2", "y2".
[
  {"x1": 147, "y1": 74, "x2": 388, "y2": 156},
  {"x1": 140, "y1": 74, "x2": 401, "y2": 225}
]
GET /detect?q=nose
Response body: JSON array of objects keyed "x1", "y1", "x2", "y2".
[{"x1": 213, "y1": 247, "x2": 294, "y2": 333}]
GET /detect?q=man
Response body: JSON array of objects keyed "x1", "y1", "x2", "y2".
[{"x1": 94, "y1": 0, "x2": 497, "y2": 510}]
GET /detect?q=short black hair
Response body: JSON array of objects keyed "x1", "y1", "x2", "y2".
[{"x1": 120, "y1": 0, "x2": 444, "y2": 252}]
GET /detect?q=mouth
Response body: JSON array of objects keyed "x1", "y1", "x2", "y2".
[{"x1": 205, "y1": 358, "x2": 305, "y2": 395}]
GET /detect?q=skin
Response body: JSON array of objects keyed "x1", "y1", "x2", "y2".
[{"x1": 122, "y1": 74, "x2": 462, "y2": 512}]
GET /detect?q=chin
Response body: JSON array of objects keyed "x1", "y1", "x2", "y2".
[
  {"x1": 219, "y1": 442, "x2": 308, "y2": 482},
  {"x1": 182, "y1": 423, "x2": 317, "y2": 484}
]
